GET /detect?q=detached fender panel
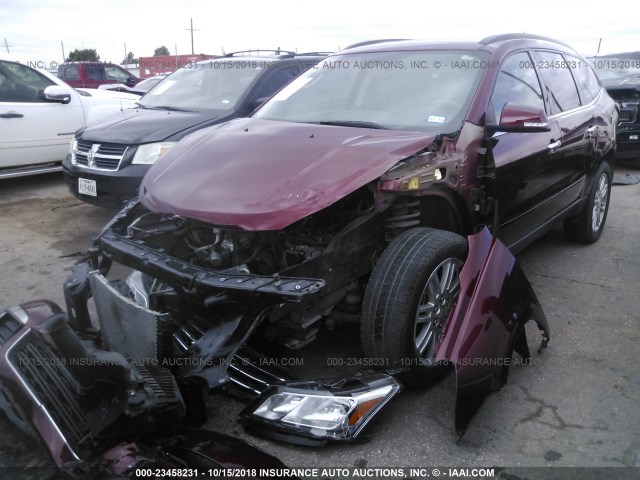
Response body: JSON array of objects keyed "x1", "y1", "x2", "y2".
[{"x1": 436, "y1": 228, "x2": 550, "y2": 434}]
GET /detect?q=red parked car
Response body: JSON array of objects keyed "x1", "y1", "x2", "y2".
[
  {"x1": 0, "y1": 34, "x2": 617, "y2": 477},
  {"x1": 57, "y1": 61, "x2": 140, "y2": 89}
]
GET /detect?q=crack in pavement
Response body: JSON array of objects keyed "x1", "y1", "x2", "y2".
[
  {"x1": 529, "y1": 272, "x2": 625, "y2": 293},
  {"x1": 515, "y1": 386, "x2": 610, "y2": 432},
  {"x1": 50, "y1": 202, "x2": 84, "y2": 211}
]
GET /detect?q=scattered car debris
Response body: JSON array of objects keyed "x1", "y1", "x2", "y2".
[{"x1": 612, "y1": 171, "x2": 640, "y2": 185}]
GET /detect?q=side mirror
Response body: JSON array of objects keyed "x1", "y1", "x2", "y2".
[
  {"x1": 126, "y1": 76, "x2": 136, "y2": 86},
  {"x1": 488, "y1": 102, "x2": 551, "y2": 133},
  {"x1": 44, "y1": 85, "x2": 72, "y2": 104}
]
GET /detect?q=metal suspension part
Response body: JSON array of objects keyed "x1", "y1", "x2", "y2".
[{"x1": 384, "y1": 197, "x2": 421, "y2": 240}]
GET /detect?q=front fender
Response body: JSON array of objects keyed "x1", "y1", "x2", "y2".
[{"x1": 436, "y1": 228, "x2": 550, "y2": 434}]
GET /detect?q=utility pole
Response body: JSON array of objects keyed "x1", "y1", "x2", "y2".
[
  {"x1": 124, "y1": 43, "x2": 127, "y2": 63},
  {"x1": 61, "y1": 41, "x2": 65, "y2": 61},
  {"x1": 185, "y1": 18, "x2": 199, "y2": 55}
]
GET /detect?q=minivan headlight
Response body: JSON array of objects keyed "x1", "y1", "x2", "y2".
[{"x1": 132, "y1": 142, "x2": 176, "y2": 165}]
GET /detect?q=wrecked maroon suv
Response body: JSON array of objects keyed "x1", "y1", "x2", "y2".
[{"x1": 0, "y1": 34, "x2": 617, "y2": 476}]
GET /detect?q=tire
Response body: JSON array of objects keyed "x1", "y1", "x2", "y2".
[
  {"x1": 563, "y1": 162, "x2": 612, "y2": 243},
  {"x1": 361, "y1": 227, "x2": 467, "y2": 386}
]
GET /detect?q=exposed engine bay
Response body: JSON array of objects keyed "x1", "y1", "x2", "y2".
[
  {"x1": 91, "y1": 188, "x2": 385, "y2": 356},
  {"x1": 119, "y1": 188, "x2": 379, "y2": 347}
]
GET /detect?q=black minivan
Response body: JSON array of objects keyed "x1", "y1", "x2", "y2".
[{"x1": 63, "y1": 51, "x2": 327, "y2": 207}]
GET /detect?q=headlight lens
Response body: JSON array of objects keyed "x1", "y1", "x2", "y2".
[
  {"x1": 70, "y1": 138, "x2": 78, "y2": 165},
  {"x1": 242, "y1": 374, "x2": 400, "y2": 443},
  {"x1": 254, "y1": 393, "x2": 355, "y2": 430},
  {"x1": 132, "y1": 142, "x2": 176, "y2": 165}
]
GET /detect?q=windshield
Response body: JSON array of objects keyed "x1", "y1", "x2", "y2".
[
  {"x1": 139, "y1": 60, "x2": 265, "y2": 112},
  {"x1": 255, "y1": 50, "x2": 489, "y2": 133},
  {"x1": 590, "y1": 57, "x2": 640, "y2": 82},
  {"x1": 136, "y1": 76, "x2": 165, "y2": 92}
]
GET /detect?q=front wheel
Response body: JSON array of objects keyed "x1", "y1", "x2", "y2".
[
  {"x1": 563, "y1": 162, "x2": 612, "y2": 243},
  {"x1": 360, "y1": 228, "x2": 467, "y2": 386}
]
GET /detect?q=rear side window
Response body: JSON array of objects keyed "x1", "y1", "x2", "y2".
[
  {"x1": 567, "y1": 56, "x2": 601, "y2": 103},
  {"x1": 490, "y1": 52, "x2": 545, "y2": 123},
  {"x1": 85, "y1": 65, "x2": 105, "y2": 80},
  {"x1": 532, "y1": 51, "x2": 581, "y2": 114},
  {"x1": 58, "y1": 64, "x2": 80, "y2": 80}
]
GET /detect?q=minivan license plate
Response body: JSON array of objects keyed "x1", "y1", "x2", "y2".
[{"x1": 78, "y1": 178, "x2": 97, "y2": 196}]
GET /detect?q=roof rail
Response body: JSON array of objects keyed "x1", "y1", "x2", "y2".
[
  {"x1": 272, "y1": 51, "x2": 333, "y2": 59},
  {"x1": 343, "y1": 39, "x2": 410, "y2": 50},
  {"x1": 223, "y1": 49, "x2": 296, "y2": 57},
  {"x1": 479, "y1": 33, "x2": 571, "y2": 48},
  {"x1": 294, "y1": 52, "x2": 334, "y2": 57}
]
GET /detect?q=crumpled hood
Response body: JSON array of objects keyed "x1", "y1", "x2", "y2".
[
  {"x1": 82, "y1": 107, "x2": 225, "y2": 144},
  {"x1": 140, "y1": 118, "x2": 436, "y2": 230}
]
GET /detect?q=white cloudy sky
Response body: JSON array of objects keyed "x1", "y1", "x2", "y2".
[{"x1": 1, "y1": 0, "x2": 638, "y2": 65}]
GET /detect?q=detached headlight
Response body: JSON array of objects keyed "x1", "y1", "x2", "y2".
[
  {"x1": 132, "y1": 142, "x2": 176, "y2": 165},
  {"x1": 241, "y1": 373, "x2": 401, "y2": 444}
]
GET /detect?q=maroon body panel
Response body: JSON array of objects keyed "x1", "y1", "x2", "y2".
[
  {"x1": 20, "y1": 300, "x2": 62, "y2": 327},
  {"x1": 436, "y1": 228, "x2": 549, "y2": 433},
  {"x1": 140, "y1": 118, "x2": 435, "y2": 230}
]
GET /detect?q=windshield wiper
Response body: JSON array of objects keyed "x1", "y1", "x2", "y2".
[
  {"x1": 318, "y1": 120, "x2": 388, "y2": 130},
  {"x1": 139, "y1": 105, "x2": 195, "y2": 112}
]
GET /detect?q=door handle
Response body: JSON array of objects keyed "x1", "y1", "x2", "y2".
[
  {"x1": 0, "y1": 112, "x2": 24, "y2": 119},
  {"x1": 548, "y1": 140, "x2": 561, "y2": 151}
]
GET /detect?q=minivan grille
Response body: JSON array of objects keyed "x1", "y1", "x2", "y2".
[{"x1": 72, "y1": 140, "x2": 128, "y2": 171}]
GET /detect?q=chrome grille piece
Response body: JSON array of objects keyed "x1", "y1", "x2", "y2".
[
  {"x1": 227, "y1": 351, "x2": 288, "y2": 395},
  {"x1": 72, "y1": 139, "x2": 128, "y2": 171},
  {"x1": 9, "y1": 332, "x2": 89, "y2": 448}
]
